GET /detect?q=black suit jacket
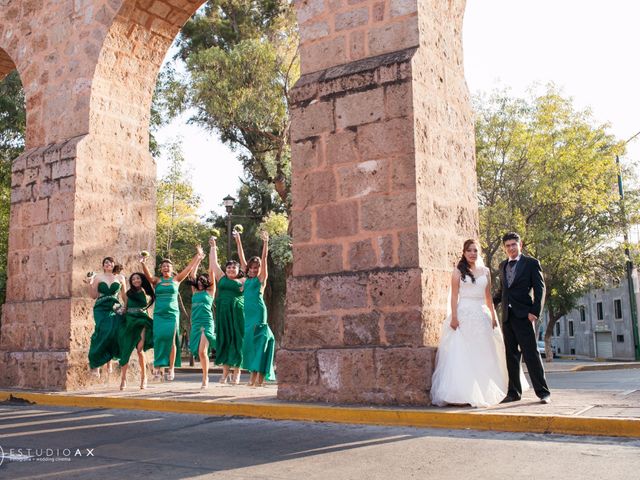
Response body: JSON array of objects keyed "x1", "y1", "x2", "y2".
[{"x1": 493, "y1": 255, "x2": 546, "y2": 321}]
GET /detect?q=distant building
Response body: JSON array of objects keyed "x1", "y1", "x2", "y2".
[{"x1": 541, "y1": 271, "x2": 640, "y2": 360}]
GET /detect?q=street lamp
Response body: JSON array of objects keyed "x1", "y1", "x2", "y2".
[
  {"x1": 223, "y1": 195, "x2": 236, "y2": 261},
  {"x1": 616, "y1": 130, "x2": 640, "y2": 360}
]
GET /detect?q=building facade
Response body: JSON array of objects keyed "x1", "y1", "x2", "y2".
[{"x1": 543, "y1": 271, "x2": 640, "y2": 360}]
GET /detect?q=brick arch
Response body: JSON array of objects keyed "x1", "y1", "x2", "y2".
[
  {"x1": 89, "y1": 0, "x2": 205, "y2": 146},
  {"x1": 0, "y1": 0, "x2": 478, "y2": 403}
]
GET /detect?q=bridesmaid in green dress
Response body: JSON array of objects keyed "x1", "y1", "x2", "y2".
[
  {"x1": 187, "y1": 246, "x2": 216, "y2": 389},
  {"x1": 141, "y1": 246, "x2": 204, "y2": 381},
  {"x1": 117, "y1": 272, "x2": 155, "y2": 390},
  {"x1": 235, "y1": 230, "x2": 276, "y2": 386},
  {"x1": 85, "y1": 257, "x2": 126, "y2": 377},
  {"x1": 209, "y1": 236, "x2": 245, "y2": 384}
]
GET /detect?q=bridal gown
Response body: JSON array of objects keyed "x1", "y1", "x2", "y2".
[{"x1": 431, "y1": 269, "x2": 528, "y2": 407}]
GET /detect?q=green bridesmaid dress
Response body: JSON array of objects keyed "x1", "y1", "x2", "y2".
[
  {"x1": 88, "y1": 282, "x2": 122, "y2": 369},
  {"x1": 118, "y1": 290, "x2": 154, "y2": 366},
  {"x1": 189, "y1": 290, "x2": 215, "y2": 360},
  {"x1": 214, "y1": 276, "x2": 244, "y2": 367},
  {"x1": 242, "y1": 277, "x2": 276, "y2": 381},
  {"x1": 153, "y1": 278, "x2": 182, "y2": 368}
]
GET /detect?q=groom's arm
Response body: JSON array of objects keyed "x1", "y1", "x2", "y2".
[
  {"x1": 530, "y1": 258, "x2": 546, "y2": 317},
  {"x1": 492, "y1": 267, "x2": 503, "y2": 307}
]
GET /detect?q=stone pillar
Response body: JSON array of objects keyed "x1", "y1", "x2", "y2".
[
  {"x1": 277, "y1": 0, "x2": 477, "y2": 404},
  {"x1": 0, "y1": 0, "x2": 198, "y2": 390}
]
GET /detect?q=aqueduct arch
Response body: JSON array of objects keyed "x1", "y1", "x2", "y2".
[{"x1": 0, "y1": 0, "x2": 477, "y2": 404}]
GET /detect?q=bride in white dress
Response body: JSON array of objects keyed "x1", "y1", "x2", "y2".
[{"x1": 431, "y1": 239, "x2": 527, "y2": 407}]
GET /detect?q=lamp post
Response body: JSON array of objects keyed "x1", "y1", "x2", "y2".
[
  {"x1": 616, "y1": 130, "x2": 640, "y2": 360},
  {"x1": 223, "y1": 194, "x2": 236, "y2": 262}
]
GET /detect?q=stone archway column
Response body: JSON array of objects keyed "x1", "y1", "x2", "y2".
[
  {"x1": 277, "y1": 0, "x2": 477, "y2": 404},
  {"x1": 0, "y1": 133, "x2": 156, "y2": 390}
]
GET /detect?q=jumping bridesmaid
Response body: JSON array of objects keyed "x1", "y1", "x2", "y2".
[
  {"x1": 187, "y1": 245, "x2": 216, "y2": 389},
  {"x1": 117, "y1": 272, "x2": 155, "y2": 390},
  {"x1": 209, "y1": 236, "x2": 245, "y2": 384},
  {"x1": 85, "y1": 257, "x2": 126, "y2": 377},
  {"x1": 140, "y1": 246, "x2": 204, "y2": 381},
  {"x1": 235, "y1": 230, "x2": 276, "y2": 386}
]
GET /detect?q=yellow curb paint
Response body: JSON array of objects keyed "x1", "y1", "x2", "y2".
[
  {"x1": 1, "y1": 390, "x2": 639, "y2": 438},
  {"x1": 572, "y1": 363, "x2": 640, "y2": 372}
]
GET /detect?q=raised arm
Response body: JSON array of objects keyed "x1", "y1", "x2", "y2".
[
  {"x1": 119, "y1": 273, "x2": 128, "y2": 304},
  {"x1": 484, "y1": 268, "x2": 498, "y2": 328},
  {"x1": 189, "y1": 255, "x2": 203, "y2": 294},
  {"x1": 449, "y1": 269, "x2": 461, "y2": 330},
  {"x1": 174, "y1": 245, "x2": 205, "y2": 283},
  {"x1": 84, "y1": 273, "x2": 99, "y2": 299},
  {"x1": 140, "y1": 256, "x2": 158, "y2": 286},
  {"x1": 234, "y1": 231, "x2": 247, "y2": 272},
  {"x1": 258, "y1": 230, "x2": 269, "y2": 284},
  {"x1": 209, "y1": 237, "x2": 224, "y2": 282},
  {"x1": 208, "y1": 243, "x2": 217, "y2": 295}
]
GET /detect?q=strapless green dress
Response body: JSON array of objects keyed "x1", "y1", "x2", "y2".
[
  {"x1": 189, "y1": 290, "x2": 215, "y2": 360},
  {"x1": 214, "y1": 276, "x2": 244, "y2": 367},
  {"x1": 153, "y1": 278, "x2": 182, "y2": 368},
  {"x1": 242, "y1": 277, "x2": 276, "y2": 381},
  {"x1": 88, "y1": 282, "x2": 122, "y2": 369},
  {"x1": 118, "y1": 290, "x2": 154, "y2": 366}
]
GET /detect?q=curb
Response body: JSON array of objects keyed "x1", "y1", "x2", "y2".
[
  {"x1": 572, "y1": 363, "x2": 640, "y2": 372},
  {"x1": 1, "y1": 390, "x2": 639, "y2": 439}
]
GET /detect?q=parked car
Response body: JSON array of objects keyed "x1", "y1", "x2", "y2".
[{"x1": 537, "y1": 340, "x2": 557, "y2": 358}]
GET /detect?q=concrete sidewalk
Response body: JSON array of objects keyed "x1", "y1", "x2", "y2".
[{"x1": 2, "y1": 364, "x2": 639, "y2": 439}]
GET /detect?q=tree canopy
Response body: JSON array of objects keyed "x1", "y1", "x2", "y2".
[{"x1": 475, "y1": 85, "x2": 634, "y2": 358}]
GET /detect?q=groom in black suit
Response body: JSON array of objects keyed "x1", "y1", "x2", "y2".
[{"x1": 493, "y1": 232, "x2": 551, "y2": 404}]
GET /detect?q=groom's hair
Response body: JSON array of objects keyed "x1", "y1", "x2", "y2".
[{"x1": 502, "y1": 232, "x2": 521, "y2": 244}]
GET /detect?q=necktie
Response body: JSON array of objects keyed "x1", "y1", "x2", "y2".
[{"x1": 506, "y1": 259, "x2": 517, "y2": 287}]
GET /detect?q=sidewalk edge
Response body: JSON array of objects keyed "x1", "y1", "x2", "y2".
[{"x1": 1, "y1": 390, "x2": 638, "y2": 439}]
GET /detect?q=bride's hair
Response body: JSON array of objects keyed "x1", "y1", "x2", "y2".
[{"x1": 457, "y1": 239, "x2": 483, "y2": 283}]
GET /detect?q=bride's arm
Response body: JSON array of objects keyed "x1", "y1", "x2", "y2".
[
  {"x1": 450, "y1": 269, "x2": 461, "y2": 330},
  {"x1": 484, "y1": 267, "x2": 498, "y2": 328}
]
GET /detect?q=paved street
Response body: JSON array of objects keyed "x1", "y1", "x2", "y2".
[{"x1": 1, "y1": 404, "x2": 639, "y2": 480}]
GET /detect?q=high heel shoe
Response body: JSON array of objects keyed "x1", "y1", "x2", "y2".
[
  {"x1": 119, "y1": 380, "x2": 127, "y2": 391},
  {"x1": 219, "y1": 375, "x2": 228, "y2": 384},
  {"x1": 201, "y1": 378, "x2": 209, "y2": 390},
  {"x1": 165, "y1": 369, "x2": 175, "y2": 381},
  {"x1": 140, "y1": 377, "x2": 147, "y2": 390}
]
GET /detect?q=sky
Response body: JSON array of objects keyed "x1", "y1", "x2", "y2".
[{"x1": 155, "y1": 0, "x2": 640, "y2": 222}]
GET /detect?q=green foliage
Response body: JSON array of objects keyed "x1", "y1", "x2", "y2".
[
  {"x1": 259, "y1": 212, "x2": 291, "y2": 268},
  {"x1": 155, "y1": 139, "x2": 208, "y2": 268},
  {"x1": 0, "y1": 71, "x2": 26, "y2": 306},
  {"x1": 475, "y1": 85, "x2": 631, "y2": 337},
  {"x1": 158, "y1": 0, "x2": 299, "y2": 207}
]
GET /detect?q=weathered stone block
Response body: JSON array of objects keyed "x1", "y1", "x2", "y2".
[
  {"x1": 369, "y1": 268, "x2": 422, "y2": 308},
  {"x1": 293, "y1": 243, "x2": 343, "y2": 276},
  {"x1": 335, "y1": 7, "x2": 369, "y2": 31},
  {"x1": 358, "y1": 117, "x2": 415, "y2": 158},
  {"x1": 335, "y1": 87, "x2": 384, "y2": 128},
  {"x1": 325, "y1": 130, "x2": 358, "y2": 165},
  {"x1": 290, "y1": 100, "x2": 335, "y2": 141},
  {"x1": 283, "y1": 315, "x2": 342, "y2": 348},
  {"x1": 337, "y1": 159, "x2": 390, "y2": 199},
  {"x1": 343, "y1": 310, "x2": 381, "y2": 345},
  {"x1": 348, "y1": 238, "x2": 377, "y2": 270},
  {"x1": 315, "y1": 200, "x2": 359, "y2": 239},
  {"x1": 360, "y1": 191, "x2": 417, "y2": 231},
  {"x1": 292, "y1": 169, "x2": 336, "y2": 209},
  {"x1": 319, "y1": 273, "x2": 369, "y2": 310},
  {"x1": 383, "y1": 309, "x2": 424, "y2": 346}
]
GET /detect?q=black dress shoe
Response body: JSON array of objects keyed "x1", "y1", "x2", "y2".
[{"x1": 500, "y1": 395, "x2": 521, "y2": 404}]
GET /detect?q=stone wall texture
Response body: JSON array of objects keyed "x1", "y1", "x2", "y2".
[{"x1": 0, "y1": 0, "x2": 477, "y2": 402}]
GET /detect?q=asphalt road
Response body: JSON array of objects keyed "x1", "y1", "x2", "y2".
[
  {"x1": 1, "y1": 404, "x2": 639, "y2": 480},
  {"x1": 545, "y1": 368, "x2": 640, "y2": 391}
]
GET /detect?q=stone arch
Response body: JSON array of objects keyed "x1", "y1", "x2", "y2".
[{"x1": 0, "y1": 0, "x2": 477, "y2": 403}]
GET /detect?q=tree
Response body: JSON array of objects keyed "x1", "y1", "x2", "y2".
[
  {"x1": 475, "y1": 85, "x2": 630, "y2": 361},
  {"x1": 0, "y1": 71, "x2": 26, "y2": 307},
  {"x1": 158, "y1": 0, "x2": 299, "y2": 208}
]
